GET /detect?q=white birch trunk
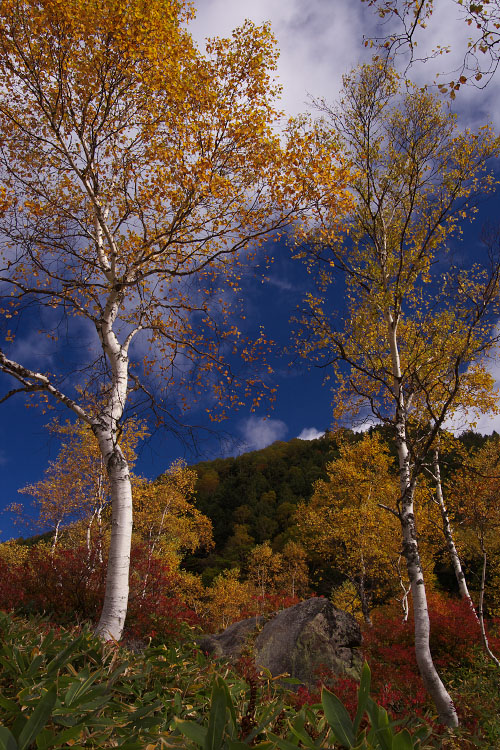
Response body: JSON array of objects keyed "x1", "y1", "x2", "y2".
[
  {"x1": 394, "y1": 556, "x2": 410, "y2": 623},
  {"x1": 358, "y1": 549, "x2": 372, "y2": 625},
  {"x1": 386, "y1": 312, "x2": 458, "y2": 727},
  {"x1": 93, "y1": 292, "x2": 135, "y2": 641},
  {"x1": 478, "y1": 546, "x2": 500, "y2": 668},
  {"x1": 93, "y1": 431, "x2": 133, "y2": 641},
  {"x1": 86, "y1": 511, "x2": 95, "y2": 558},
  {"x1": 51, "y1": 519, "x2": 61, "y2": 556},
  {"x1": 432, "y1": 449, "x2": 479, "y2": 622}
]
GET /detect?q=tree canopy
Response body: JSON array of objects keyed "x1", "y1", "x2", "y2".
[{"x1": 0, "y1": 0, "x2": 350, "y2": 639}]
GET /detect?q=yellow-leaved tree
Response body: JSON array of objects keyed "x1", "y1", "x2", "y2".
[
  {"x1": 0, "y1": 0, "x2": 350, "y2": 639},
  {"x1": 133, "y1": 460, "x2": 213, "y2": 564},
  {"x1": 295, "y1": 61, "x2": 500, "y2": 725},
  {"x1": 296, "y1": 433, "x2": 401, "y2": 624},
  {"x1": 247, "y1": 540, "x2": 283, "y2": 600},
  {"x1": 10, "y1": 418, "x2": 146, "y2": 559}
]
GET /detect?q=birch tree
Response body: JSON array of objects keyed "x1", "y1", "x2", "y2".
[
  {"x1": 428, "y1": 444, "x2": 478, "y2": 617},
  {"x1": 0, "y1": 0, "x2": 348, "y2": 639},
  {"x1": 295, "y1": 62, "x2": 500, "y2": 725},
  {"x1": 133, "y1": 461, "x2": 213, "y2": 562}
]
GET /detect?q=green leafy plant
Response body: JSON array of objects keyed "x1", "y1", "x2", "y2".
[
  {"x1": 0, "y1": 611, "x2": 193, "y2": 748},
  {"x1": 173, "y1": 663, "x2": 431, "y2": 750},
  {"x1": 266, "y1": 663, "x2": 431, "y2": 750}
]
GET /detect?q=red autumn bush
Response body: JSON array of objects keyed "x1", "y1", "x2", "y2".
[
  {"x1": 15, "y1": 545, "x2": 106, "y2": 622},
  {"x1": 292, "y1": 591, "x2": 484, "y2": 723},
  {"x1": 0, "y1": 557, "x2": 26, "y2": 611},
  {"x1": 0, "y1": 542, "x2": 198, "y2": 642},
  {"x1": 125, "y1": 543, "x2": 199, "y2": 641},
  {"x1": 359, "y1": 591, "x2": 480, "y2": 717}
]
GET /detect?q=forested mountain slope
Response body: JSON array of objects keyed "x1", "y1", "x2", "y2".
[{"x1": 183, "y1": 428, "x2": 491, "y2": 584}]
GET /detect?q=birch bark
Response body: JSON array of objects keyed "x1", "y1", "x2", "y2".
[
  {"x1": 386, "y1": 312, "x2": 458, "y2": 727},
  {"x1": 93, "y1": 435, "x2": 133, "y2": 640},
  {"x1": 92, "y1": 297, "x2": 135, "y2": 639},
  {"x1": 432, "y1": 448, "x2": 479, "y2": 621},
  {"x1": 478, "y1": 546, "x2": 500, "y2": 668}
]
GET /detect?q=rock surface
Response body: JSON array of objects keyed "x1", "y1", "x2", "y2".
[{"x1": 200, "y1": 598, "x2": 362, "y2": 687}]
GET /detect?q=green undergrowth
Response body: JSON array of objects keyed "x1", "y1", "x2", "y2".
[{"x1": 0, "y1": 611, "x2": 494, "y2": 749}]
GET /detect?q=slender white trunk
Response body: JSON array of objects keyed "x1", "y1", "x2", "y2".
[
  {"x1": 394, "y1": 555, "x2": 410, "y2": 622},
  {"x1": 141, "y1": 502, "x2": 170, "y2": 599},
  {"x1": 94, "y1": 435, "x2": 133, "y2": 640},
  {"x1": 92, "y1": 277, "x2": 135, "y2": 640},
  {"x1": 96, "y1": 494, "x2": 104, "y2": 565},
  {"x1": 51, "y1": 519, "x2": 61, "y2": 556},
  {"x1": 478, "y1": 545, "x2": 500, "y2": 668},
  {"x1": 386, "y1": 312, "x2": 458, "y2": 727},
  {"x1": 432, "y1": 449, "x2": 479, "y2": 622},
  {"x1": 86, "y1": 512, "x2": 95, "y2": 557}
]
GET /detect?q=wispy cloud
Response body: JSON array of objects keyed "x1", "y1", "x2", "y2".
[
  {"x1": 297, "y1": 427, "x2": 324, "y2": 440},
  {"x1": 264, "y1": 276, "x2": 296, "y2": 292},
  {"x1": 240, "y1": 415, "x2": 288, "y2": 451}
]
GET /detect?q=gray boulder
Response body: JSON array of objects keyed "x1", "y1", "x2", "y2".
[{"x1": 200, "y1": 598, "x2": 362, "y2": 687}]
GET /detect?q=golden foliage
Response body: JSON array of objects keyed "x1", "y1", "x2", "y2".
[
  {"x1": 11, "y1": 418, "x2": 145, "y2": 545},
  {"x1": 296, "y1": 433, "x2": 402, "y2": 618},
  {"x1": 247, "y1": 540, "x2": 283, "y2": 598},
  {"x1": 295, "y1": 62, "x2": 500, "y2": 437},
  {"x1": 0, "y1": 540, "x2": 28, "y2": 567},
  {"x1": 0, "y1": 0, "x2": 352, "y2": 418},
  {"x1": 203, "y1": 567, "x2": 254, "y2": 632},
  {"x1": 133, "y1": 459, "x2": 213, "y2": 559},
  {"x1": 446, "y1": 436, "x2": 500, "y2": 613}
]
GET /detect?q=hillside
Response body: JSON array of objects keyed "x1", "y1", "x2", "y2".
[{"x1": 183, "y1": 428, "x2": 491, "y2": 586}]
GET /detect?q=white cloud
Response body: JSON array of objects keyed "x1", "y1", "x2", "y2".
[
  {"x1": 264, "y1": 275, "x2": 296, "y2": 292},
  {"x1": 240, "y1": 415, "x2": 287, "y2": 451},
  {"x1": 297, "y1": 427, "x2": 324, "y2": 440},
  {"x1": 443, "y1": 350, "x2": 500, "y2": 435},
  {"x1": 189, "y1": 0, "x2": 371, "y2": 120},
  {"x1": 189, "y1": 0, "x2": 500, "y2": 131},
  {"x1": 8, "y1": 328, "x2": 57, "y2": 370}
]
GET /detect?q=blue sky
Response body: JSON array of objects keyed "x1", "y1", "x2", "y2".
[{"x1": 2, "y1": 0, "x2": 500, "y2": 541}]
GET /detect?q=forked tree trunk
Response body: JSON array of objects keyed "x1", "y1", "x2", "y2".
[
  {"x1": 432, "y1": 449, "x2": 479, "y2": 622},
  {"x1": 387, "y1": 313, "x2": 458, "y2": 727}
]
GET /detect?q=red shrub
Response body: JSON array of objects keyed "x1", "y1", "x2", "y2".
[
  {"x1": 292, "y1": 592, "x2": 482, "y2": 723},
  {"x1": 0, "y1": 542, "x2": 199, "y2": 642},
  {"x1": 359, "y1": 591, "x2": 481, "y2": 719},
  {"x1": 0, "y1": 557, "x2": 26, "y2": 611},
  {"x1": 125, "y1": 544, "x2": 199, "y2": 641},
  {"x1": 19, "y1": 545, "x2": 106, "y2": 622}
]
